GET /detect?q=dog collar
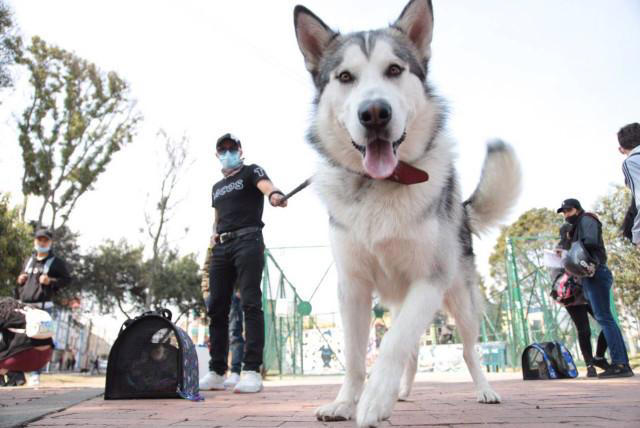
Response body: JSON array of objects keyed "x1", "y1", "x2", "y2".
[
  {"x1": 360, "y1": 161, "x2": 429, "y2": 184},
  {"x1": 383, "y1": 161, "x2": 429, "y2": 185},
  {"x1": 344, "y1": 161, "x2": 429, "y2": 185}
]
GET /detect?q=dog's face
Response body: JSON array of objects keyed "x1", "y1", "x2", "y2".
[{"x1": 295, "y1": 0, "x2": 436, "y2": 179}]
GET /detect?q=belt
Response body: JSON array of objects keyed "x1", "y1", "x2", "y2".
[{"x1": 218, "y1": 226, "x2": 262, "y2": 244}]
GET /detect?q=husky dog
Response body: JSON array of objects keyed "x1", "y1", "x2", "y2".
[{"x1": 293, "y1": 0, "x2": 521, "y2": 426}]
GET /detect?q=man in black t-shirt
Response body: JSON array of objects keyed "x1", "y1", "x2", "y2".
[{"x1": 200, "y1": 133, "x2": 287, "y2": 394}]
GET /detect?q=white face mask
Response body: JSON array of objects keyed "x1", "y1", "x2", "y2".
[
  {"x1": 35, "y1": 244, "x2": 50, "y2": 253},
  {"x1": 218, "y1": 150, "x2": 242, "y2": 169}
]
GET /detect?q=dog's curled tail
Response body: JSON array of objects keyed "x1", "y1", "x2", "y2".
[{"x1": 464, "y1": 140, "x2": 522, "y2": 236}]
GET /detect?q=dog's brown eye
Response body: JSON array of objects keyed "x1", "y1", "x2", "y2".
[
  {"x1": 386, "y1": 64, "x2": 404, "y2": 77},
  {"x1": 338, "y1": 71, "x2": 354, "y2": 83}
]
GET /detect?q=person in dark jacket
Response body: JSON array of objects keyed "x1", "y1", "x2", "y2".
[
  {"x1": 557, "y1": 198, "x2": 633, "y2": 378},
  {"x1": 17, "y1": 228, "x2": 71, "y2": 306},
  {"x1": 553, "y1": 223, "x2": 608, "y2": 377},
  {"x1": 14, "y1": 228, "x2": 70, "y2": 385}
]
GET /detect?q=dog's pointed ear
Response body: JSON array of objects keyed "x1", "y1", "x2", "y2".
[
  {"x1": 294, "y1": 5, "x2": 336, "y2": 73},
  {"x1": 393, "y1": 0, "x2": 434, "y2": 59}
]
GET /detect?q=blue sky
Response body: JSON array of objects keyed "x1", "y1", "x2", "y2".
[{"x1": 1, "y1": 0, "x2": 639, "y2": 312}]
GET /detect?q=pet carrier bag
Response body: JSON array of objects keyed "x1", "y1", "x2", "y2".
[
  {"x1": 521, "y1": 341, "x2": 578, "y2": 380},
  {"x1": 105, "y1": 308, "x2": 203, "y2": 401}
]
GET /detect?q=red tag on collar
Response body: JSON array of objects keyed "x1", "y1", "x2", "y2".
[{"x1": 386, "y1": 161, "x2": 429, "y2": 184}]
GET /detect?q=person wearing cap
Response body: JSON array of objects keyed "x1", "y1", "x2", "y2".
[
  {"x1": 199, "y1": 133, "x2": 287, "y2": 393},
  {"x1": 552, "y1": 223, "x2": 608, "y2": 377},
  {"x1": 618, "y1": 122, "x2": 640, "y2": 248},
  {"x1": 17, "y1": 229, "x2": 71, "y2": 306},
  {"x1": 557, "y1": 199, "x2": 633, "y2": 378},
  {"x1": 14, "y1": 228, "x2": 70, "y2": 386}
]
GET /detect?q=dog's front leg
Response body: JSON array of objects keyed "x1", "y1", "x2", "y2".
[
  {"x1": 315, "y1": 277, "x2": 372, "y2": 422},
  {"x1": 356, "y1": 283, "x2": 442, "y2": 427}
]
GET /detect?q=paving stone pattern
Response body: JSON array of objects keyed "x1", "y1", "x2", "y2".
[{"x1": 14, "y1": 376, "x2": 640, "y2": 428}]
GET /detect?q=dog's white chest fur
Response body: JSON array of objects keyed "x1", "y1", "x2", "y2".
[{"x1": 314, "y1": 164, "x2": 455, "y2": 291}]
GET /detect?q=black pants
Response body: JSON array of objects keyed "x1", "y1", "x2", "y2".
[
  {"x1": 208, "y1": 232, "x2": 265, "y2": 375},
  {"x1": 565, "y1": 304, "x2": 608, "y2": 364},
  {"x1": 229, "y1": 294, "x2": 245, "y2": 374}
]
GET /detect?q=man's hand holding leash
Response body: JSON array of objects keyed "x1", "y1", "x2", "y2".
[{"x1": 268, "y1": 190, "x2": 288, "y2": 207}]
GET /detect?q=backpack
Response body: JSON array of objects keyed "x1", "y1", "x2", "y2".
[
  {"x1": 105, "y1": 308, "x2": 203, "y2": 401},
  {"x1": 550, "y1": 272, "x2": 583, "y2": 306},
  {"x1": 522, "y1": 341, "x2": 578, "y2": 380}
]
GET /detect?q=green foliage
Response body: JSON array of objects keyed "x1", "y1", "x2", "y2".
[
  {"x1": 79, "y1": 240, "x2": 147, "y2": 317},
  {"x1": 489, "y1": 208, "x2": 563, "y2": 292},
  {"x1": 11, "y1": 35, "x2": 142, "y2": 228},
  {"x1": 149, "y1": 251, "x2": 204, "y2": 322},
  {"x1": 594, "y1": 185, "x2": 640, "y2": 322},
  {"x1": 48, "y1": 225, "x2": 83, "y2": 305},
  {"x1": 0, "y1": 194, "x2": 31, "y2": 297},
  {"x1": 0, "y1": 0, "x2": 17, "y2": 90},
  {"x1": 78, "y1": 240, "x2": 203, "y2": 319}
]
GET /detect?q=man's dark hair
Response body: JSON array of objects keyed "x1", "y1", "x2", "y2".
[{"x1": 618, "y1": 122, "x2": 640, "y2": 150}]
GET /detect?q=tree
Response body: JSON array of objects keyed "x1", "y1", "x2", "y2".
[
  {"x1": 48, "y1": 225, "x2": 83, "y2": 305},
  {"x1": 11, "y1": 35, "x2": 142, "y2": 228},
  {"x1": 489, "y1": 208, "x2": 562, "y2": 290},
  {"x1": 0, "y1": 0, "x2": 17, "y2": 92},
  {"x1": 150, "y1": 252, "x2": 204, "y2": 323},
  {"x1": 143, "y1": 130, "x2": 189, "y2": 309},
  {"x1": 487, "y1": 208, "x2": 566, "y2": 346},
  {"x1": 0, "y1": 194, "x2": 31, "y2": 297},
  {"x1": 593, "y1": 185, "x2": 640, "y2": 325},
  {"x1": 79, "y1": 240, "x2": 147, "y2": 318}
]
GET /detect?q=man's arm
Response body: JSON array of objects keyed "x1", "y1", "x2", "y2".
[
  {"x1": 200, "y1": 246, "x2": 212, "y2": 301},
  {"x1": 210, "y1": 208, "x2": 219, "y2": 246},
  {"x1": 47, "y1": 258, "x2": 72, "y2": 292},
  {"x1": 623, "y1": 156, "x2": 640, "y2": 246},
  {"x1": 256, "y1": 179, "x2": 288, "y2": 207},
  {"x1": 579, "y1": 216, "x2": 600, "y2": 252}
]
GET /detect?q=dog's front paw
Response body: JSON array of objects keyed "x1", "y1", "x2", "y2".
[
  {"x1": 356, "y1": 385, "x2": 395, "y2": 427},
  {"x1": 315, "y1": 400, "x2": 355, "y2": 422},
  {"x1": 476, "y1": 387, "x2": 501, "y2": 404}
]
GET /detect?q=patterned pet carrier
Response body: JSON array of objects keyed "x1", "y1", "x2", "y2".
[
  {"x1": 521, "y1": 341, "x2": 578, "y2": 380},
  {"x1": 105, "y1": 308, "x2": 203, "y2": 401}
]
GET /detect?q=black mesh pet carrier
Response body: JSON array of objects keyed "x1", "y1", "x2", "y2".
[{"x1": 105, "y1": 309, "x2": 203, "y2": 401}]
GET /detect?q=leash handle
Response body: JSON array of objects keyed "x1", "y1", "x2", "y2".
[{"x1": 279, "y1": 178, "x2": 312, "y2": 203}]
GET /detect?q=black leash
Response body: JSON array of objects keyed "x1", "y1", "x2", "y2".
[{"x1": 279, "y1": 178, "x2": 312, "y2": 204}]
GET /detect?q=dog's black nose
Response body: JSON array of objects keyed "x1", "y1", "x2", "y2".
[{"x1": 358, "y1": 99, "x2": 392, "y2": 130}]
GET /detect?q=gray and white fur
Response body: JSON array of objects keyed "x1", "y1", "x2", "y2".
[{"x1": 293, "y1": 1, "x2": 522, "y2": 426}]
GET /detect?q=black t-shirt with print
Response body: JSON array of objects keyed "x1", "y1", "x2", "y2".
[{"x1": 212, "y1": 164, "x2": 270, "y2": 234}]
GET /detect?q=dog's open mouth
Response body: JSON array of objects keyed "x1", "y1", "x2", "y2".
[{"x1": 351, "y1": 132, "x2": 406, "y2": 179}]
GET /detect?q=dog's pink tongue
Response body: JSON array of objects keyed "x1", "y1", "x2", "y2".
[{"x1": 363, "y1": 140, "x2": 397, "y2": 179}]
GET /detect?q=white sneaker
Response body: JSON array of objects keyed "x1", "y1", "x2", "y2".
[
  {"x1": 223, "y1": 372, "x2": 241, "y2": 388},
  {"x1": 27, "y1": 372, "x2": 40, "y2": 387},
  {"x1": 233, "y1": 370, "x2": 263, "y2": 393},
  {"x1": 199, "y1": 371, "x2": 226, "y2": 390}
]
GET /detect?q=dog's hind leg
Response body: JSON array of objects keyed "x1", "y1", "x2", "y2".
[
  {"x1": 398, "y1": 340, "x2": 419, "y2": 401},
  {"x1": 356, "y1": 283, "x2": 442, "y2": 427},
  {"x1": 445, "y1": 284, "x2": 501, "y2": 404},
  {"x1": 315, "y1": 277, "x2": 372, "y2": 422}
]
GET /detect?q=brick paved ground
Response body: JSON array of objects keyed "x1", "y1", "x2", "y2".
[{"x1": 12, "y1": 372, "x2": 640, "y2": 428}]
